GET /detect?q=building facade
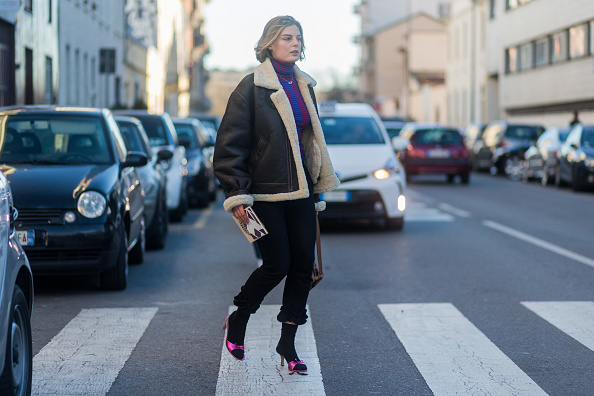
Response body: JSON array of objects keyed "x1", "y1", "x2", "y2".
[
  {"x1": 486, "y1": 0, "x2": 594, "y2": 127},
  {"x1": 446, "y1": 0, "x2": 488, "y2": 128}
]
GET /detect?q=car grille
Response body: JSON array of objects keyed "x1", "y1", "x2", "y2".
[
  {"x1": 16, "y1": 209, "x2": 64, "y2": 225},
  {"x1": 23, "y1": 248, "x2": 102, "y2": 262}
]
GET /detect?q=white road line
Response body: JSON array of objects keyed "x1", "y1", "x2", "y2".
[
  {"x1": 483, "y1": 220, "x2": 594, "y2": 269},
  {"x1": 193, "y1": 205, "x2": 213, "y2": 229},
  {"x1": 216, "y1": 305, "x2": 324, "y2": 396},
  {"x1": 378, "y1": 303, "x2": 547, "y2": 396},
  {"x1": 522, "y1": 301, "x2": 594, "y2": 352},
  {"x1": 32, "y1": 307, "x2": 158, "y2": 396},
  {"x1": 438, "y1": 203, "x2": 471, "y2": 218}
]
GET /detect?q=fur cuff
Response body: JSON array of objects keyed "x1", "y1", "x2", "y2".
[
  {"x1": 223, "y1": 194, "x2": 254, "y2": 213},
  {"x1": 315, "y1": 200, "x2": 326, "y2": 212}
]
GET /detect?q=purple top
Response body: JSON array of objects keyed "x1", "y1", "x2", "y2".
[{"x1": 270, "y1": 57, "x2": 310, "y2": 162}]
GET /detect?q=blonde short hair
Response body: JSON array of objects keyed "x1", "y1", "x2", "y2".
[{"x1": 254, "y1": 15, "x2": 306, "y2": 63}]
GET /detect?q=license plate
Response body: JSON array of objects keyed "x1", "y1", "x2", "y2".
[
  {"x1": 16, "y1": 231, "x2": 35, "y2": 246},
  {"x1": 321, "y1": 191, "x2": 350, "y2": 202},
  {"x1": 428, "y1": 149, "x2": 450, "y2": 158}
]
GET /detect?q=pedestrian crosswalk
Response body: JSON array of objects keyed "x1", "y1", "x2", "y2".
[{"x1": 30, "y1": 302, "x2": 594, "y2": 395}]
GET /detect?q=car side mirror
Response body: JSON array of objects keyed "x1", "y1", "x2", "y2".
[
  {"x1": 157, "y1": 149, "x2": 173, "y2": 161},
  {"x1": 392, "y1": 136, "x2": 410, "y2": 152},
  {"x1": 122, "y1": 151, "x2": 149, "y2": 168}
]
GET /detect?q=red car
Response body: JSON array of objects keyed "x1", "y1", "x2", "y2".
[{"x1": 395, "y1": 124, "x2": 472, "y2": 184}]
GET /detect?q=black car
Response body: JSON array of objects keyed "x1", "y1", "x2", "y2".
[
  {"x1": 113, "y1": 110, "x2": 188, "y2": 222},
  {"x1": 0, "y1": 106, "x2": 148, "y2": 290},
  {"x1": 477, "y1": 121, "x2": 544, "y2": 177},
  {"x1": 116, "y1": 116, "x2": 171, "y2": 250},
  {"x1": 172, "y1": 118, "x2": 216, "y2": 207},
  {"x1": 556, "y1": 124, "x2": 594, "y2": 191}
]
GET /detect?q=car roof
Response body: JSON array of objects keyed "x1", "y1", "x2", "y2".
[
  {"x1": 318, "y1": 102, "x2": 378, "y2": 118},
  {"x1": 0, "y1": 105, "x2": 104, "y2": 116}
]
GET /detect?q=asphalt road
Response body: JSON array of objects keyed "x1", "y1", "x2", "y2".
[{"x1": 30, "y1": 172, "x2": 594, "y2": 396}]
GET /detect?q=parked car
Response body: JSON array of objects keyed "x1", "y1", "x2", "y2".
[
  {"x1": 189, "y1": 113, "x2": 221, "y2": 134},
  {"x1": 463, "y1": 122, "x2": 488, "y2": 171},
  {"x1": 172, "y1": 118, "x2": 217, "y2": 207},
  {"x1": 555, "y1": 124, "x2": 594, "y2": 191},
  {"x1": 0, "y1": 172, "x2": 34, "y2": 395},
  {"x1": 521, "y1": 127, "x2": 570, "y2": 185},
  {"x1": 380, "y1": 119, "x2": 406, "y2": 141},
  {"x1": 113, "y1": 110, "x2": 188, "y2": 221},
  {"x1": 116, "y1": 116, "x2": 171, "y2": 250},
  {"x1": 477, "y1": 121, "x2": 544, "y2": 177},
  {"x1": 0, "y1": 106, "x2": 148, "y2": 290},
  {"x1": 318, "y1": 103, "x2": 406, "y2": 230},
  {"x1": 394, "y1": 124, "x2": 471, "y2": 184}
]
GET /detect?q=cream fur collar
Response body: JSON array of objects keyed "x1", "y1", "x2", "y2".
[{"x1": 254, "y1": 58, "x2": 317, "y2": 90}]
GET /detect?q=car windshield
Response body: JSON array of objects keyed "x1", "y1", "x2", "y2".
[
  {"x1": 133, "y1": 116, "x2": 169, "y2": 146},
  {"x1": 581, "y1": 127, "x2": 594, "y2": 147},
  {"x1": 321, "y1": 117, "x2": 385, "y2": 145},
  {"x1": 505, "y1": 126, "x2": 542, "y2": 140},
  {"x1": 1, "y1": 115, "x2": 112, "y2": 164},
  {"x1": 174, "y1": 124, "x2": 200, "y2": 149},
  {"x1": 410, "y1": 129, "x2": 462, "y2": 145},
  {"x1": 118, "y1": 122, "x2": 150, "y2": 155}
]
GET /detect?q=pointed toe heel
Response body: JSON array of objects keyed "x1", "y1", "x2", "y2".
[{"x1": 223, "y1": 314, "x2": 245, "y2": 361}]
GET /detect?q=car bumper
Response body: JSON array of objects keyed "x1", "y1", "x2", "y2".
[
  {"x1": 404, "y1": 158, "x2": 471, "y2": 175},
  {"x1": 576, "y1": 164, "x2": 594, "y2": 186},
  {"x1": 318, "y1": 175, "x2": 405, "y2": 221},
  {"x1": 17, "y1": 224, "x2": 120, "y2": 275}
]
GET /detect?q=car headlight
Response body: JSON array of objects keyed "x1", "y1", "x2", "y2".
[
  {"x1": 373, "y1": 157, "x2": 401, "y2": 180},
  {"x1": 77, "y1": 191, "x2": 106, "y2": 218}
]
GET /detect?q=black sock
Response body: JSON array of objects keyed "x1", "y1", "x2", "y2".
[
  {"x1": 276, "y1": 323, "x2": 299, "y2": 362},
  {"x1": 227, "y1": 310, "x2": 249, "y2": 346}
]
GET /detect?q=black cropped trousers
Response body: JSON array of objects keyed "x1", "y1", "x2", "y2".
[{"x1": 233, "y1": 175, "x2": 316, "y2": 325}]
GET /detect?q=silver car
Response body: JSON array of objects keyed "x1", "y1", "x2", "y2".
[{"x1": 0, "y1": 172, "x2": 34, "y2": 395}]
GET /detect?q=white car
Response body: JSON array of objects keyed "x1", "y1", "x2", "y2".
[
  {"x1": 0, "y1": 173, "x2": 33, "y2": 394},
  {"x1": 318, "y1": 103, "x2": 406, "y2": 230}
]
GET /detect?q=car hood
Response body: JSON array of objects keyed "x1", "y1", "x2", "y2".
[
  {"x1": 0, "y1": 164, "x2": 117, "y2": 208},
  {"x1": 326, "y1": 145, "x2": 394, "y2": 180}
]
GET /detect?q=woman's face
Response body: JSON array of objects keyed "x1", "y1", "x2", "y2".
[{"x1": 268, "y1": 24, "x2": 302, "y2": 64}]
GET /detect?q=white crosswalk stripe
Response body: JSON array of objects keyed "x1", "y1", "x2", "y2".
[
  {"x1": 216, "y1": 305, "x2": 325, "y2": 395},
  {"x1": 522, "y1": 301, "x2": 594, "y2": 352},
  {"x1": 32, "y1": 307, "x2": 158, "y2": 396},
  {"x1": 378, "y1": 303, "x2": 548, "y2": 396}
]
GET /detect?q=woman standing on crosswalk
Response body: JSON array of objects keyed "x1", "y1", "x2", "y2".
[{"x1": 213, "y1": 15, "x2": 339, "y2": 374}]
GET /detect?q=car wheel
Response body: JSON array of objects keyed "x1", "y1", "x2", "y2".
[
  {"x1": 446, "y1": 174, "x2": 455, "y2": 183},
  {"x1": 101, "y1": 227, "x2": 128, "y2": 290},
  {"x1": 460, "y1": 172, "x2": 470, "y2": 185},
  {"x1": 0, "y1": 285, "x2": 32, "y2": 396},
  {"x1": 385, "y1": 216, "x2": 404, "y2": 231},
  {"x1": 571, "y1": 166, "x2": 582, "y2": 192},
  {"x1": 129, "y1": 216, "x2": 145, "y2": 264},
  {"x1": 147, "y1": 192, "x2": 168, "y2": 250}
]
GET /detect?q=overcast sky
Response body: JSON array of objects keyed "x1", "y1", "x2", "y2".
[{"x1": 203, "y1": 0, "x2": 361, "y2": 89}]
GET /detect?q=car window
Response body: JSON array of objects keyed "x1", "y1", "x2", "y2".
[
  {"x1": 321, "y1": 117, "x2": 385, "y2": 145},
  {"x1": 581, "y1": 127, "x2": 594, "y2": 147},
  {"x1": 505, "y1": 126, "x2": 542, "y2": 140},
  {"x1": 118, "y1": 122, "x2": 147, "y2": 153},
  {"x1": 410, "y1": 129, "x2": 463, "y2": 145},
  {"x1": 174, "y1": 124, "x2": 200, "y2": 149},
  {"x1": 2, "y1": 115, "x2": 112, "y2": 164},
  {"x1": 133, "y1": 116, "x2": 169, "y2": 146}
]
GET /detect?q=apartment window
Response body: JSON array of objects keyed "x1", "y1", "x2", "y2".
[
  {"x1": 489, "y1": 0, "x2": 496, "y2": 19},
  {"x1": 45, "y1": 57, "x2": 53, "y2": 104},
  {"x1": 506, "y1": 47, "x2": 518, "y2": 73},
  {"x1": 75, "y1": 49, "x2": 80, "y2": 104},
  {"x1": 24, "y1": 0, "x2": 32, "y2": 12},
  {"x1": 569, "y1": 24, "x2": 587, "y2": 58},
  {"x1": 48, "y1": 0, "x2": 52, "y2": 22},
  {"x1": 591, "y1": 21, "x2": 594, "y2": 55},
  {"x1": 25, "y1": 48, "x2": 33, "y2": 104},
  {"x1": 534, "y1": 38, "x2": 549, "y2": 67},
  {"x1": 550, "y1": 31, "x2": 568, "y2": 63},
  {"x1": 506, "y1": 0, "x2": 532, "y2": 10},
  {"x1": 65, "y1": 45, "x2": 71, "y2": 104},
  {"x1": 518, "y1": 43, "x2": 532, "y2": 71},
  {"x1": 0, "y1": 44, "x2": 9, "y2": 106},
  {"x1": 83, "y1": 53, "x2": 88, "y2": 106}
]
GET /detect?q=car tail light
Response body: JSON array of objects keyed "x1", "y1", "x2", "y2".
[{"x1": 407, "y1": 146, "x2": 426, "y2": 158}]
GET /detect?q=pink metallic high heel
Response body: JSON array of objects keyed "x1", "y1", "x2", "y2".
[
  {"x1": 279, "y1": 354, "x2": 307, "y2": 375},
  {"x1": 223, "y1": 314, "x2": 245, "y2": 361}
]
